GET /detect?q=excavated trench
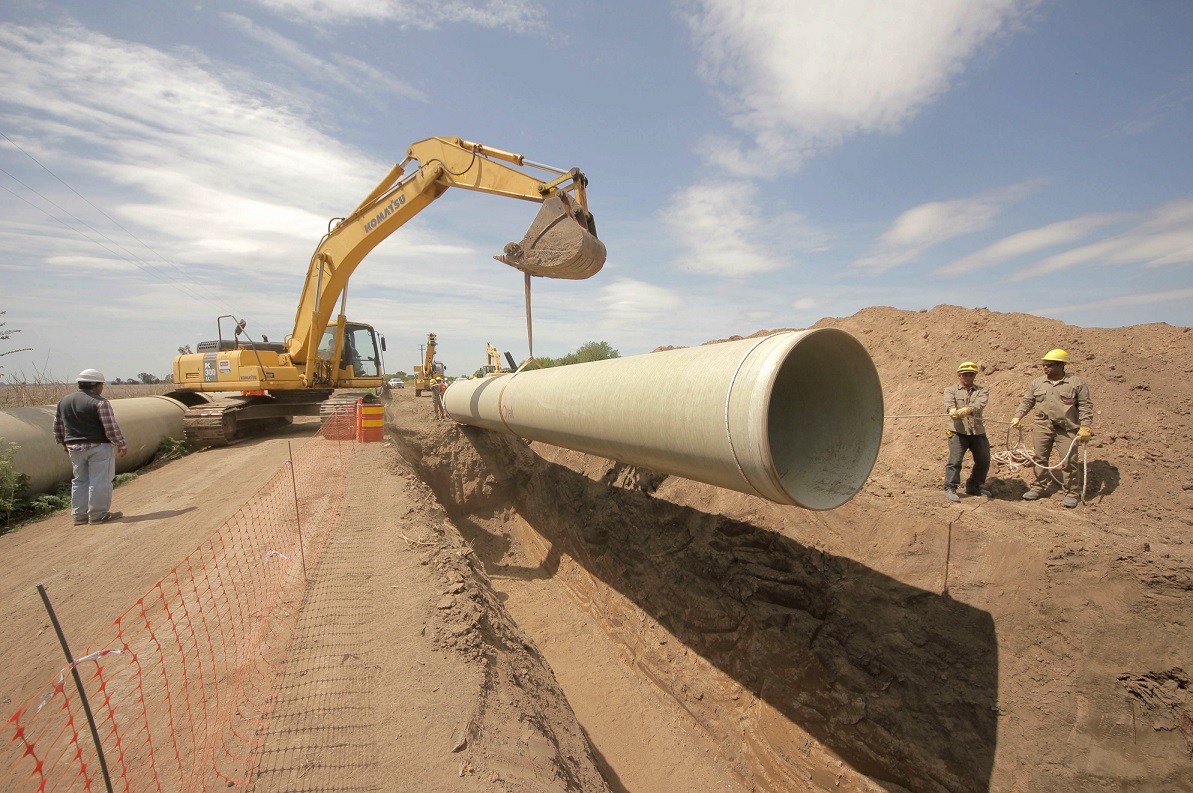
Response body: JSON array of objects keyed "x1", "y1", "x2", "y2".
[{"x1": 389, "y1": 409, "x2": 999, "y2": 793}]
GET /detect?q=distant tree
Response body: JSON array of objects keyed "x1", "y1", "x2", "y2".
[
  {"x1": 0, "y1": 311, "x2": 32, "y2": 381},
  {"x1": 177, "y1": 344, "x2": 193, "y2": 355},
  {"x1": 574, "y1": 341, "x2": 619, "y2": 363},
  {"x1": 537, "y1": 341, "x2": 620, "y2": 368},
  {"x1": 137, "y1": 372, "x2": 160, "y2": 384}
]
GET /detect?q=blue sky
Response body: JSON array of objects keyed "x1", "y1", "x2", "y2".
[{"x1": 1, "y1": 0, "x2": 1191, "y2": 382}]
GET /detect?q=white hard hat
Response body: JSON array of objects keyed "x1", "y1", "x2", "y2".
[{"x1": 76, "y1": 368, "x2": 106, "y2": 383}]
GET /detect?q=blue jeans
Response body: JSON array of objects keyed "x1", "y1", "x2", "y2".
[
  {"x1": 945, "y1": 432, "x2": 990, "y2": 493},
  {"x1": 69, "y1": 444, "x2": 115, "y2": 522}
]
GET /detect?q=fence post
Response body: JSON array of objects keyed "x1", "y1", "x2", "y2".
[
  {"x1": 35, "y1": 583, "x2": 115, "y2": 793},
  {"x1": 287, "y1": 441, "x2": 308, "y2": 579}
]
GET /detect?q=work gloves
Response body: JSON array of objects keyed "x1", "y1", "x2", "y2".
[
  {"x1": 1011, "y1": 417, "x2": 1021, "y2": 428},
  {"x1": 1077, "y1": 427, "x2": 1092, "y2": 444},
  {"x1": 948, "y1": 407, "x2": 973, "y2": 419}
]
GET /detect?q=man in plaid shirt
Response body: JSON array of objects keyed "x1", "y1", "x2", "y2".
[{"x1": 52, "y1": 369, "x2": 128, "y2": 525}]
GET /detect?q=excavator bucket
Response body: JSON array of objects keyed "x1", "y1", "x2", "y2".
[{"x1": 495, "y1": 193, "x2": 606, "y2": 279}]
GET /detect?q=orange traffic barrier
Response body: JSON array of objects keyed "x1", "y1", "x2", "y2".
[{"x1": 356, "y1": 399, "x2": 384, "y2": 443}]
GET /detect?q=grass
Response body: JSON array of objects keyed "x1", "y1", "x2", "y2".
[{"x1": 0, "y1": 382, "x2": 175, "y2": 409}]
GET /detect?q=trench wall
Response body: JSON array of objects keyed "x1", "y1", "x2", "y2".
[{"x1": 403, "y1": 424, "x2": 1000, "y2": 793}]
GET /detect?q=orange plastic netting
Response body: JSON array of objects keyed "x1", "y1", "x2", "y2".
[{"x1": 0, "y1": 412, "x2": 355, "y2": 792}]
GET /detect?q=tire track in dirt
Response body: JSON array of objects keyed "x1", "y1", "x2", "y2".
[{"x1": 249, "y1": 445, "x2": 384, "y2": 791}]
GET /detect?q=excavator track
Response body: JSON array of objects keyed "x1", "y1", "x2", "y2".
[
  {"x1": 183, "y1": 399, "x2": 246, "y2": 447},
  {"x1": 181, "y1": 395, "x2": 300, "y2": 447}
]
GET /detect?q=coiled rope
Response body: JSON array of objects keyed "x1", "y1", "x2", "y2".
[{"x1": 885, "y1": 413, "x2": 1090, "y2": 505}]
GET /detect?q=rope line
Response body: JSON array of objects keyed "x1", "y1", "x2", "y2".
[
  {"x1": 992, "y1": 427, "x2": 1090, "y2": 505},
  {"x1": 884, "y1": 414, "x2": 1091, "y2": 505}
]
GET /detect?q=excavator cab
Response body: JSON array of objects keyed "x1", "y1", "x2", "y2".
[{"x1": 496, "y1": 192, "x2": 606, "y2": 279}]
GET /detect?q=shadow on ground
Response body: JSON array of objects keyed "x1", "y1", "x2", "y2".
[{"x1": 408, "y1": 426, "x2": 998, "y2": 793}]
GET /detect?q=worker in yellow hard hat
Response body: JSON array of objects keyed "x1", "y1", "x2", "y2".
[
  {"x1": 943, "y1": 361, "x2": 991, "y2": 502},
  {"x1": 1010, "y1": 348, "x2": 1095, "y2": 507}
]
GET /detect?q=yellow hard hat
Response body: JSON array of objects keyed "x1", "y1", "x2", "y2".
[
  {"x1": 1041, "y1": 349, "x2": 1070, "y2": 363},
  {"x1": 956, "y1": 361, "x2": 979, "y2": 373}
]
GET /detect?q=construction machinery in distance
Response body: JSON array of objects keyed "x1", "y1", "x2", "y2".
[
  {"x1": 167, "y1": 136, "x2": 606, "y2": 445},
  {"x1": 414, "y1": 333, "x2": 446, "y2": 396},
  {"x1": 481, "y1": 343, "x2": 517, "y2": 378}
]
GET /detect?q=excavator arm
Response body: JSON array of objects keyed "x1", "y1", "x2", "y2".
[{"x1": 287, "y1": 136, "x2": 606, "y2": 380}]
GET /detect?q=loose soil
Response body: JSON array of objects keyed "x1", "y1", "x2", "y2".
[{"x1": 1, "y1": 304, "x2": 1190, "y2": 792}]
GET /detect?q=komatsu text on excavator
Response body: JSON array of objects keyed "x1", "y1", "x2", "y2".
[{"x1": 167, "y1": 136, "x2": 606, "y2": 445}]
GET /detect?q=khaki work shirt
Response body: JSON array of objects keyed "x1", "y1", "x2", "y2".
[
  {"x1": 1014, "y1": 373, "x2": 1094, "y2": 431},
  {"x1": 944, "y1": 383, "x2": 989, "y2": 435}
]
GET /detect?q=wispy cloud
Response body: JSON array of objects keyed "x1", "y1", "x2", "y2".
[
  {"x1": 248, "y1": 0, "x2": 548, "y2": 32},
  {"x1": 853, "y1": 180, "x2": 1043, "y2": 273},
  {"x1": 221, "y1": 13, "x2": 426, "y2": 100},
  {"x1": 682, "y1": 0, "x2": 1041, "y2": 175},
  {"x1": 0, "y1": 20, "x2": 406, "y2": 373},
  {"x1": 1034, "y1": 287, "x2": 1193, "y2": 317},
  {"x1": 664, "y1": 181, "x2": 829, "y2": 276},
  {"x1": 1010, "y1": 198, "x2": 1193, "y2": 281},
  {"x1": 937, "y1": 212, "x2": 1131, "y2": 275},
  {"x1": 1115, "y1": 73, "x2": 1193, "y2": 137},
  {"x1": 598, "y1": 278, "x2": 684, "y2": 323}
]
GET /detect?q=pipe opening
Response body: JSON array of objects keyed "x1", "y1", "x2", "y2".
[{"x1": 767, "y1": 329, "x2": 884, "y2": 510}]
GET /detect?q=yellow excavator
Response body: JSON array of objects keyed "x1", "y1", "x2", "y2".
[
  {"x1": 168, "y1": 136, "x2": 606, "y2": 444},
  {"x1": 481, "y1": 343, "x2": 515, "y2": 377},
  {"x1": 413, "y1": 333, "x2": 445, "y2": 396}
]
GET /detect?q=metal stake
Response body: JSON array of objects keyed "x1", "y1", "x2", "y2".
[
  {"x1": 287, "y1": 441, "x2": 308, "y2": 579},
  {"x1": 36, "y1": 583, "x2": 114, "y2": 793}
]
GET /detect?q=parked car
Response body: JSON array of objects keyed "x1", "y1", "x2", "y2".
[{"x1": 387, "y1": 378, "x2": 405, "y2": 389}]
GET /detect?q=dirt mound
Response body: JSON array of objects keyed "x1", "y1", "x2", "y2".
[{"x1": 393, "y1": 305, "x2": 1191, "y2": 792}]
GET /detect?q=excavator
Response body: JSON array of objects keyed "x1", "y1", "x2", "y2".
[
  {"x1": 481, "y1": 343, "x2": 516, "y2": 378},
  {"x1": 413, "y1": 333, "x2": 445, "y2": 396},
  {"x1": 168, "y1": 136, "x2": 606, "y2": 445}
]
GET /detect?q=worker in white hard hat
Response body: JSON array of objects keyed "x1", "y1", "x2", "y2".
[
  {"x1": 943, "y1": 361, "x2": 991, "y2": 502},
  {"x1": 51, "y1": 369, "x2": 128, "y2": 525},
  {"x1": 1011, "y1": 349, "x2": 1094, "y2": 508}
]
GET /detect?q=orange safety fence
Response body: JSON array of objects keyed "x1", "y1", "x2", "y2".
[{"x1": 0, "y1": 410, "x2": 358, "y2": 792}]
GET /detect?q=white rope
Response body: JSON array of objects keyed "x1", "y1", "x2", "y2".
[{"x1": 993, "y1": 427, "x2": 1089, "y2": 505}]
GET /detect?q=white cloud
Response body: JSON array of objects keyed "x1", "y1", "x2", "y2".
[
  {"x1": 683, "y1": 0, "x2": 1040, "y2": 174},
  {"x1": 248, "y1": 0, "x2": 548, "y2": 32},
  {"x1": 1010, "y1": 198, "x2": 1193, "y2": 281},
  {"x1": 220, "y1": 13, "x2": 427, "y2": 100},
  {"x1": 937, "y1": 213, "x2": 1131, "y2": 275},
  {"x1": 853, "y1": 180, "x2": 1042, "y2": 273},
  {"x1": 598, "y1": 278, "x2": 683, "y2": 323},
  {"x1": 1034, "y1": 287, "x2": 1193, "y2": 317},
  {"x1": 664, "y1": 181, "x2": 828, "y2": 277}
]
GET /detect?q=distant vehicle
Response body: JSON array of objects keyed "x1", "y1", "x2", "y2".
[{"x1": 388, "y1": 378, "x2": 405, "y2": 389}]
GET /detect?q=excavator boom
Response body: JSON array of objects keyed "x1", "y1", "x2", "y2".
[{"x1": 288, "y1": 136, "x2": 606, "y2": 371}]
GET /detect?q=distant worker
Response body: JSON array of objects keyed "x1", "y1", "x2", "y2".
[
  {"x1": 943, "y1": 361, "x2": 991, "y2": 502},
  {"x1": 1011, "y1": 349, "x2": 1094, "y2": 508},
  {"x1": 52, "y1": 369, "x2": 128, "y2": 525},
  {"x1": 432, "y1": 376, "x2": 448, "y2": 421}
]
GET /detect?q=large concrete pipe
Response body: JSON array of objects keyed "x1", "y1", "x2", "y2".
[
  {"x1": 443, "y1": 329, "x2": 883, "y2": 509},
  {"x1": 0, "y1": 396, "x2": 187, "y2": 495}
]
